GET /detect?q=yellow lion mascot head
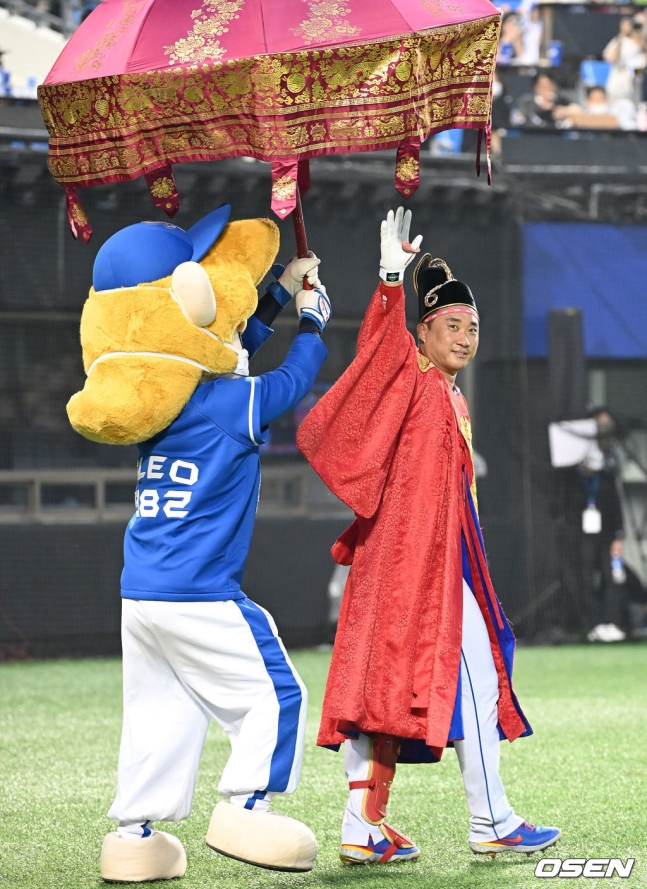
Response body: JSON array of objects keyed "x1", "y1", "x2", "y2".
[{"x1": 67, "y1": 205, "x2": 279, "y2": 445}]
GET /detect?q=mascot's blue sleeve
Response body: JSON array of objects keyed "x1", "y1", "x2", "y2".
[
  {"x1": 242, "y1": 315, "x2": 273, "y2": 359},
  {"x1": 259, "y1": 333, "x2": 327, "y2": 428},
  {"x1": 194, "y1": 333, "x2": 327, "y2": 446}
]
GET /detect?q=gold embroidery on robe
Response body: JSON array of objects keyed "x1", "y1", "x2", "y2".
[
  {"x1": 459, "y1": 415, "x2": 479, "y2": 512},
  {"x1": 417, "y1": 352, "x2": 435, "y2": 373}
]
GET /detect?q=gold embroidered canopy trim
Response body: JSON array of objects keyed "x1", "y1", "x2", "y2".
[{"x1": 39, "y1": 17, "x2": 499, "y2": 188}]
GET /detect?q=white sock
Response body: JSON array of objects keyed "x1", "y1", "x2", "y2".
[
  {"x1": 117, "y1": 820, "x2": 155, "y2": 840},
  {"x1": 342, "y1": 789, "x2": 386, "y2": 846},
  {"x1": 229, "y1": 793, "x2": 271, "y2": 813}
]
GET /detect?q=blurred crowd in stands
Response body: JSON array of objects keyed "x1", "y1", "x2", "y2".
[
  {"x1": 0, "y1": 0, "x2": 98, "y2": 98},
  {"x1": 495, "y1": 3, "x2": 647, "y2": 133},
  {"x1": 3, "y1": 0, "x2": 647, "y2": 139},
  {"x1": 1, "y1": 0, "x2": 98, "y2": 21}
]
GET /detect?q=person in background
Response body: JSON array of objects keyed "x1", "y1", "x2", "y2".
[
  {"x1": 497, "y1": 5, "x2": 543, "y2": 67},
  {"x1": 461, "y1": 72, "x2": 510, "y2": 155},
  {"x1": 519, "y1": 5, "x2": 543, "y2": 67},
  {"x1": 491, "y1": 72, "x2": 513, "y2": 136},
  {"x1": 583, "y1": 410, "x2": 627, "y2": 642},
  {"x1": 497, "y1": 13, "x2": 525, "y2": 65},
  {"x1": 603, "y1": 16, "x2": 646, "y2": 104},
  {"x1": 552, "y1": 85, "x2": 637, "y2": 131},
  {"x1": 512, "y1": 73, "x2": 570, "y2": 127},
  {"x1": 554, "y1": 410, "x2": 628, "y2": 643}
]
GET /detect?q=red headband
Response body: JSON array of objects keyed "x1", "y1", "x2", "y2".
[{"x1": 422, "y1": 305, "x2": 479, "y2": 324}]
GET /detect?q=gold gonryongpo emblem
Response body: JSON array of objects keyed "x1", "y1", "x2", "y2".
[{"x1": 417, "y1": 352, "x2": 435, "y2": 373}]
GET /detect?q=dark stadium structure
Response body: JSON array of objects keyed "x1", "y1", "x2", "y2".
[{"x1": 1, "y1": 95, "x2": 647, "y2": 657}]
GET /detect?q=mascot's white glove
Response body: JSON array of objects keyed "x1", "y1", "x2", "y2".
[
  {"x1": 279, "y1": 252, "x2": 321, "y2": 298},
  {"x1": 296, "y1": 284, "x2": 332, "y2": 333},
  {"x1": 379, "y1": 207, "x2": 423, "y2": 283}
]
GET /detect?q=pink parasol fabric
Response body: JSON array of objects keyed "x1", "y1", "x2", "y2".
[{"x1": 38, "y1": 0, "x2": 501, "y2": 242}]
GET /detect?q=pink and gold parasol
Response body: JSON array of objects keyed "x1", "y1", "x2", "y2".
[{"x1": 38, "y1": 0, "x2": 500, "y2": 244}]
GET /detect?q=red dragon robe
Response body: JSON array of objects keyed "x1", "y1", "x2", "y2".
[{"x1": 297, "y1": 282, "x2": 530, "y2": 761}]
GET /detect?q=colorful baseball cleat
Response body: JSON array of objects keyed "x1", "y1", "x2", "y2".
[
  {"x1": 340, "y1": 823, "x2": 420, "y2": 866},
  {"x1": 469, "y1": 822, "x2": 562, "y2": 858}
]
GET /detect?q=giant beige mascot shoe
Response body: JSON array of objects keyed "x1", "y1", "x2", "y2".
[
  {"x1": 100, "y1": 831, "x2": 187, "y2": 882},
  {"x1": 206, "y1": 801, "x2": 317, "y2": 872}
]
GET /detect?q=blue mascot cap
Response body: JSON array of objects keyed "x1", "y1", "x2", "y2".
[{"x1": 92, "y1": 203, "x2": 231, "y2": 291}]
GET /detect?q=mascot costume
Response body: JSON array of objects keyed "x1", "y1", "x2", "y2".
[{"x1": 67, "y1": 204, "x2": 331, "y2": 882}]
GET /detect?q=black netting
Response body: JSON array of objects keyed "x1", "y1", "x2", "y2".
[{"x1": 1, "y1": 153, "x2": 646, "y2": 658}]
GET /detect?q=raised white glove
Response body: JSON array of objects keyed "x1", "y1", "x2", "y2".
[
  {"x1": 295, "y1": 284, "x2": 331, "y2": 333},
  {"x1": 379, "y1": 207, "x2": 423, "y2": 283},
  {"x1": 278, "y1": 252, "x2": 321, "y2": 298}
]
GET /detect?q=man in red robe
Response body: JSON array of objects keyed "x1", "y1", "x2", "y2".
[{"x1": 297, "y1": 208, "x2": 561, "y2": 865}]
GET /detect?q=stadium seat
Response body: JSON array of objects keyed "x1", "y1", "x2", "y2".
[
  {"x1": 580, "y1": 60, "x2": 611, "y2": 88},
  {"x1": 433, "y1": 128, "x2": 464, "y2": 155}
]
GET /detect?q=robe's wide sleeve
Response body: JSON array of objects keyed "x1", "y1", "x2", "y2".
[{"x1": 297, "y1": 282, "x2": 417, "y2": 518}]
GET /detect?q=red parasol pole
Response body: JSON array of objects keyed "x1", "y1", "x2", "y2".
[
  {"x1": 292, "y1": 182, "x2": 308, "y2": 257},
  {"x1": 292, "y1": 183, "x2": 313, "y2": 289}
]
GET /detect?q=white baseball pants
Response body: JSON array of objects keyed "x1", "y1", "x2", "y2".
[
  {"x1": 108, "y1": 597, "x2": 307, "y2": 825},
  {"x1": 343, "y1": 579, "x2": 523, "y2": 844}
]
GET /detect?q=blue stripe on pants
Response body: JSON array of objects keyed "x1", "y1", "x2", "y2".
[
  {"x1": 460, "y1": 649, "x2": 499, "y2": 839},
  {"x1": 235, "y1": 599, "x2": 302, "y2": 793}
]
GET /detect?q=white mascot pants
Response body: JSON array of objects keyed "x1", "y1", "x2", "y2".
[
  {"x1": 108, "y1": 598, "x2": 307, "y2": 824},
  {"x1": 343, "y1": 580, "x2": 524, "y2": 844}
]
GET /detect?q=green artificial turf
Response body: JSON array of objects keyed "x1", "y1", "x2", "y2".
[{"x1": 1, "y1": 645, "x2": 646, "y2": 888}]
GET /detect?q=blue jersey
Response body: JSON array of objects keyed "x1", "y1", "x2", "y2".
[{"x1": 121, "y1": 334, "x2": 327, "y2": 602}]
